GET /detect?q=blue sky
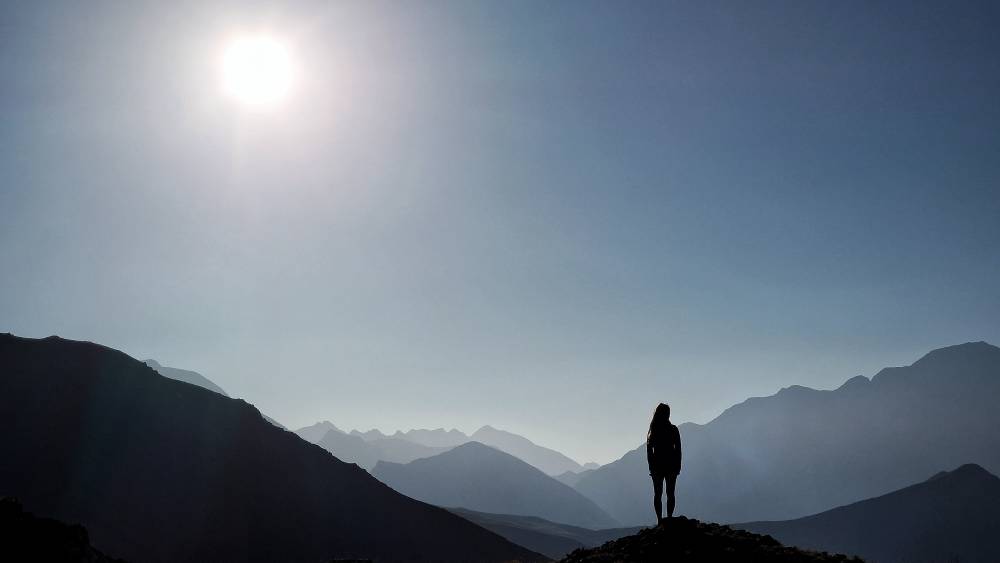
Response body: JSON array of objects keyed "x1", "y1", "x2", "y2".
[{"x1": 2, "y1": 1, "x2": 999, "y2": 463}]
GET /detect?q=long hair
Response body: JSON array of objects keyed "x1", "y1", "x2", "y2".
[{"x1": 647, "y1": 403, "x2": 671, "y2": 442}]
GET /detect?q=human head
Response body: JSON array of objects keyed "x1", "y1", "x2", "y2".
[{"x1": 652, "y1": 403, "x2": 670, "y2": 425}]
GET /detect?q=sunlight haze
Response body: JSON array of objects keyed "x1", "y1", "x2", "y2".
[{"x1": 1, "y1": 1, "x2": 998, "y2": 465}]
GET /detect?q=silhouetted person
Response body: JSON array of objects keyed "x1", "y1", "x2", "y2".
[{"x1": 647, "y1": 402, "x2": 681, "y2": 523}]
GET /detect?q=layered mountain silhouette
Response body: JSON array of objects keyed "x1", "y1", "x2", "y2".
[
  {"x1": 0, "y1": 334, "x2": 543, "y2": 562},
  {"x1": 298, "y1": 423, "x2": 589, "y2": 475},
  {"x1": 450, "y1": 507, "x2": 641, "y2": 560},
  {"x1": 1, "y1": 498, "x2": 125, "y2": 563},
  {"x1": 143, "y1": 359, "x2": 229, "y2": 396},
  {"x1": 144, "y1": 358, "x2": 285, "y2": 429},
  {"x1": 559, "y1": 517, "x2": 862, "y2": 563},
  {"x1": 315, "y1": 428, "x2": 450, "y2": 469},
  {"x1": 470, "y1": 425, "x2": 586, "y2": 476},
  {"x1": 573, "y1": 342, "x2": 1000, "y2": 524},
  {"x1": 737, "y1": 463, "x2": 1000, "y2": 563},
  {"x1": 554, "y1": 470, "x2": 588, "y2": 487},
  {"x1": 391, "y1": 428, "x2": 470, "y2": 448},
  {"x1": 372, "y1": 441, "x2": 619, "y2": 529},
  {"x1": 294, "y1": 420, "x2": 342, "y2": 443}
]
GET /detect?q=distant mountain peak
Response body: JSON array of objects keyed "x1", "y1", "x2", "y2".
[{"x1": 926, "y1": 463, "x2": 996, "y2": 483}]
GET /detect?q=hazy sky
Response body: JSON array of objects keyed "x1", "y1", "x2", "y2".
[{"x1": 2, "y1": 1, "x2": 999, "y2": 463}]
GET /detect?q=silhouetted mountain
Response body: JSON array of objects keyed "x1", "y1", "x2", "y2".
[
  {"x1": 303, "y1": 423, "x2": 587, "y2": 475},
  {"x1": 554, "y1": 470, "x2": 587, "y2": 487},
  {"x1": 393, "y1": 428, "x2": 470, "y2": 448},
  {"x1": 450, "y1": 508, "x2": 642, "y2": 560},
  {"x1": 294, "y1": 420, "x2": 343, "y2": 443},
  {"x1": 581, "y1": 462, "x2": 600, "y2": 470},
  {"x1": 0, "y1": 334, "x2": 544, "y2": 562},
  {"x1": 471, "y1": 425, "x2": 585, "y2": 476},
  {"x1": 316, "y1": 428, "x2": 449, "y2": 469},
  {"x1": 146, "y1": 359, "x2": 285, "y2": 428},
  {"x1": 143, "y1": 359, "x2": 229, "y2": 396},
  {"x1": 559, "y1": 517, "x2": 862, "y2": 563},
  {"x1": 1, "y1": 498, "x2": 126, "y2": 563},
  {"x1": 737, "y1": 464, "x2": 1000, "y2": 563},
  {"x1": 373, "y1": 442, "x2": 619, "y2": 529},
  {"x1": 351, "y1": 428, "x2": 389, "y2": 441},
  {"x1": 574, "y1": 342, "x2": 1000, "y2": 524}
]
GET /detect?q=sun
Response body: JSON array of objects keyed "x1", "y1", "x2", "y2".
[{"x1": 221, "y1": 35, "x2": 296, "y2": 108}]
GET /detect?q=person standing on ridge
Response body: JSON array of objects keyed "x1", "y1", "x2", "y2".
[{"x1": 646, "y1": 402, "x2": 681, "y2": 523}]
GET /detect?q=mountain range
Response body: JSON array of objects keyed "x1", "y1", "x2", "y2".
[
  {"x1": 297, "y1": 422, "x2": 592, "y2": 475},
  {"x1": 737, "y1": 463, "x2": 1000, "y2": 563},
  {"x1": 0, "y1": 334, "x2": 542, "y2": 562},
  {"x1": 316, "y1": 428, "x2": 450, "y2": 469},
  {"x1": 372, "y1": 441, "x2": 619, "y2": 529},
  {"x1": 572, "y1": 341, "x2": 1000, "y2": 524}
]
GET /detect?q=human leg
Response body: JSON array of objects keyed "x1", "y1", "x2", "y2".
[
  {"x1": 666, "y1": 473, "x2": 677, "y2": 518},
  {"x1": 651, "y1": 474, "x2": 664, "y2": 522}
]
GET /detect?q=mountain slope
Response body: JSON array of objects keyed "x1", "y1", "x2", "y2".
[
  {"x1": 0, "y1": 334, "x2": 543, "y2": 563},
  {"x1": 574, "y1": 342, "x2": 1000, "y2": 524},
  {"x1": 145, "y1": 359, "x2": 285, "y2": 428},
  {"x1": 471, "y1": 425, "x2": 584, "y2": 476},
  {"x1": 294, "y1": 420, "x2": 341, "y2": 443},
  {"x1": 143, "y1": 359, "x2": 228, "y2": 396},
  {"x1": 450, "y1": 508, "x2": 642, "y2": 560},
  {"x1": 373, "y1": 442, "x2": 619, "y2": 529},
  {"x1": 559, "y1": 517, "x2": 862, "y2": 563},
  {"x1": 737, "y1": 464, "x2": 1000, "y2": 563},
  {"x1": 1, "y1": 498, "x2": 125, "y2": 563}
]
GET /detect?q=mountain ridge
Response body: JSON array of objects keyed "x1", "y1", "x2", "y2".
[
  {"x1": 0, "y1": 333, "x2": 544, "y2": 562},
  {"x1": 373, "y1": 441, "x2": 618, "y2": 529},
  {"x1": 573, "y1": 341, "x2": 1000, "y2": 524},
  {"x1": 736, "y1": 463, "x2": 1000, "y2": 563}
]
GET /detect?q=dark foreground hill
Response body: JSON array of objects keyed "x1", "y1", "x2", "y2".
[
  {"x1": 737, "y1": 464, "x2": 1000, "y2": 563},
  {"x1": 373, "y1": 442, "x2": 619, "y2": 529},
  {"x1": 0, "y1": 334, "x2": 543, "y2": 563},
  {"x1": 574, "y1": 342, "x2": 1000, "y2": 524},
  {"x1": 450, "y1": 508, "x2": 641, "y2": 560},
  {"x1": 1, "y1": 497, "x2": 126, "y2": 563},
  {"x1": 559, "y1": 517, "x2": 862, "y2": 563}
]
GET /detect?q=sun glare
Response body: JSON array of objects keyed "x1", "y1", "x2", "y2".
[{"x1": 221, "y1": 35, "x2": 296, "y2": 108}]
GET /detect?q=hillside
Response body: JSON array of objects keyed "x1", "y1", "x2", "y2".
[
  {"x1": 144, "y1": 359, "x2": 229, "y2": 397},
  {"x1": 559, "y1": 517, "x2": 862, "y2": 563},
  {"x1": 0, "y1": 334, "x2": 543, "y2": 562},
  {"x1": 574, "y1": 342, "x2": 1000, "y2": 524},
  {"x1": 373, "y1": 442, "x2": 619, "y2": 529},
  {"x1": 294, "y1": 420, "x2": 342, "y2": 443},
  {"x1": 737, "y1": 464, "x2": 1000, "y2": 563},
  {"x1": 1, "y1": 498, "x2": 126, "y2": 563},
  {"x1": 451, "y1": 508, "x2": 641, "y2": 560}
]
